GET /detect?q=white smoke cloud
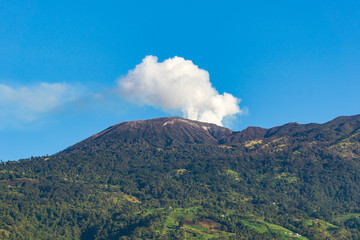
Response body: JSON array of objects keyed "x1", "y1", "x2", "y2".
[
  {"x1": 0, "y1": 82, "x2": 80, "y2": 122},
  {"x1": 117, "y1": 55, "x2": 242, "y2": 126}
]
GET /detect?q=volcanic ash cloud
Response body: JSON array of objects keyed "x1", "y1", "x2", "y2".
[{"x1": 117, "y1": 55, "x2": 241, "y2": 126}]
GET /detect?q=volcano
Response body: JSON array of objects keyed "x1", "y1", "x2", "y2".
[{"x1": 1, "y1": 115, "x2": 360, "y2": 239}]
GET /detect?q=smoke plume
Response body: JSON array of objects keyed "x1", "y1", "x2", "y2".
[{"x1": 117, "y1": 55, "x2": 241, "y2": 126}]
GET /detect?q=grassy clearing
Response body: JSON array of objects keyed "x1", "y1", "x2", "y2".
[
  {"x1": 0, "y1": 229, "x2": 10, "y2": 238},
  {"x1": 182, "y1": 224, "x2": 234, "y2": 239},
  {"x1": 122, "y1": 193, "x2": 142, "y2": 204},
  {"x1": 303, "y1": 219, "x2": 339, "y2": 238},
  {"x1": 241, "y1": 216, "x2": 309, "y2": 239},
  {"x1": 244, "y1": 139, "x2": 263, "y2": 149},
  {"x1": 174, "y1": 169, "x2": 187, "y2": 176},
  {"x1": 261, "y1": 137, "x2": 289, "y2": 151},
  {"x1": 329, "y1": 140, "x2": 360, "y2": 158},
  {"x1": 142, "y1": 208, "x2": 312, "y2": 239},
  {"x1": 225, "y1": 170, "x2": 241, "y2": 181},
  {"x1": 144, "y1": 207, "x2": 234, "y2": 239}
]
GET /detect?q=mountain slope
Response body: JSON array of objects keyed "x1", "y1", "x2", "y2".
[
  {"x1": 224, "y1": 114, "x2": 360, "y2": 144},
  {"x1": 1, "y1": 115, "x2": 360, "y2": 239},
  {"x1": 65, "y1": 117, "x2": 234, "y2": 152}
]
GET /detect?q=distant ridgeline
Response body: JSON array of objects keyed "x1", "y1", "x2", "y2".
[{"x1": 1, "y1": 115, "x2": 360, "y2": 239}]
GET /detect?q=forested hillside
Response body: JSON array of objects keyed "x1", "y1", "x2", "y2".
[{"x1": 1, "y1": 115, "x2": 360, "y2": 239}]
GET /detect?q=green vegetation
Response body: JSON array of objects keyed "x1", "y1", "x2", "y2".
[
  {"x1": 240, "y1": 217, "x2": 309, "y2": 239},
  {"x1": 1, "y1": 115, "x2": 360, "y2": 239},
  {"x1": 275, "y1": 172, "x2": 298, "y2": 183}
]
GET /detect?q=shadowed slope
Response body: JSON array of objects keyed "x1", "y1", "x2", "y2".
[{"x1": 64, "y1": 117, "x2": 234, "y2": 152}]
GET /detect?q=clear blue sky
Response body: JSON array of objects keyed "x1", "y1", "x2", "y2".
[{"x1": 1, "y1": 0, "x2": 360, "y2": 160}]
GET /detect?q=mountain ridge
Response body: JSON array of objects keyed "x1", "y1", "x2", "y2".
[
  {"x1": 64, "y1": 117, "x2": 234, "y2": 152},
  {"x1": 64, "y1": 114, "x2": 360, "y2": 153},
  {"x1": 2, "y1": 114, "x2": 360, "y2": 239}
]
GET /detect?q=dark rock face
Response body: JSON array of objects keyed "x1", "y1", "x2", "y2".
[
  {"x1": 64, "y1": 117, "x2": 233, "y2": 151},
  {"x1": 65, "y1": 114, "x2": 360, "y2": 152}
]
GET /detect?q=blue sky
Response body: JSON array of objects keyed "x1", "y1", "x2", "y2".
[{"x1": 1, "y1": 0, "x2": 360, "y2": 160}]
